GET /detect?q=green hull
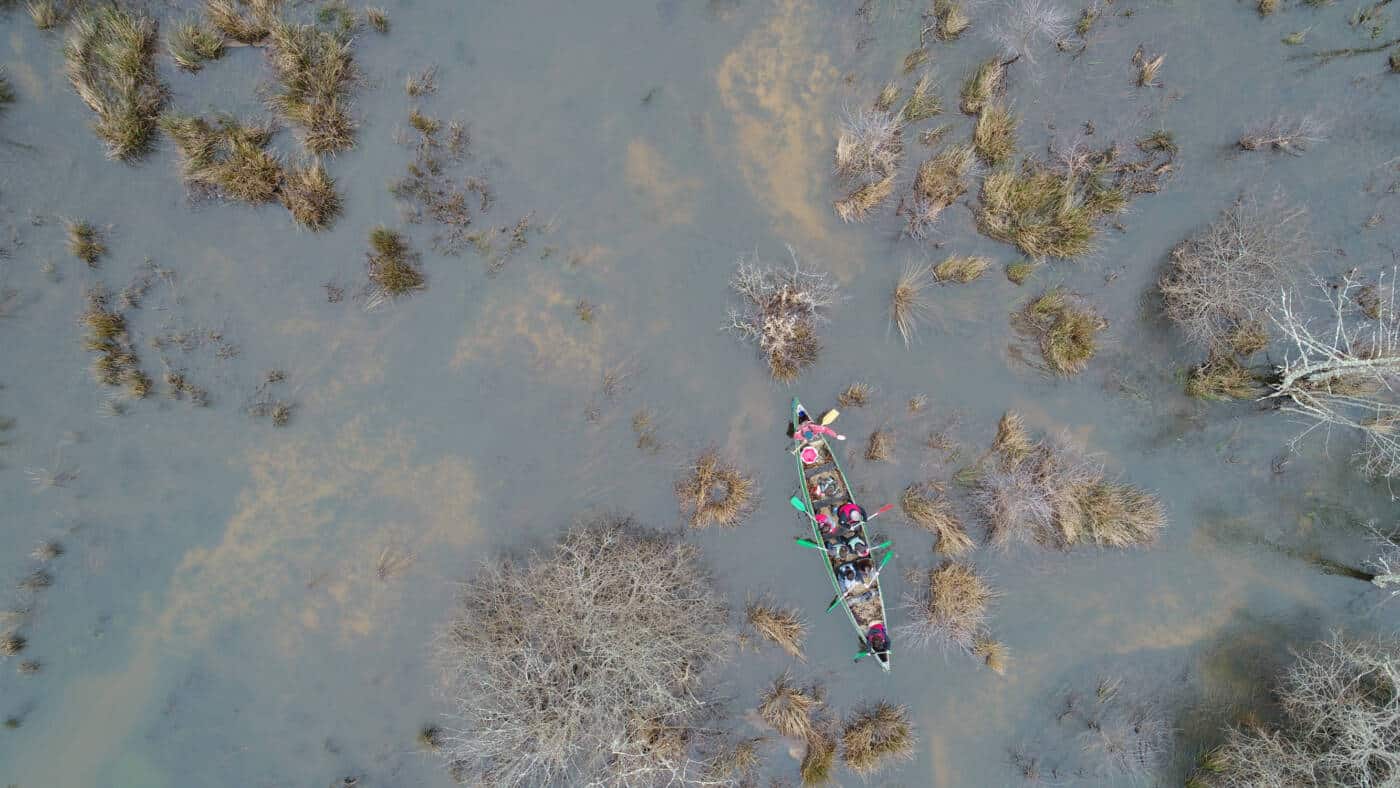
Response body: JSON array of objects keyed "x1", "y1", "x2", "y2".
[{"x1": 791, "y1": 397, "x2": 892, "y2": 672}]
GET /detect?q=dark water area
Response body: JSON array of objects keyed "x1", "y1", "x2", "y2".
[{"x1": 2, "y1": 0, "x2": 1399, "y2": 785}]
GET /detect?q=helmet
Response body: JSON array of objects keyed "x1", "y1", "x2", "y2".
[{"x1": 868, "y1": 624, "x2": 889, "y2": 652}]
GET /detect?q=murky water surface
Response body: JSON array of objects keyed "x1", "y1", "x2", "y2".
[{"x1": 2, "y1": 0, "x2": 1400, "y2": 785}]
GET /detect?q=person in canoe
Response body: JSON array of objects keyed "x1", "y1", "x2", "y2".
[
  {"x1": 837, "y1": 502, "x2": 866, "y2": 530},
  {"x1": 788, "y1": 417, "x2": 845, "y2": 452},
  {"x1": 866, "y1": 622, "x2": 890, "y2": 654}
]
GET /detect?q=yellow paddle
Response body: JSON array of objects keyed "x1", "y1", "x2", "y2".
[{"x1": 820, "y1": 408, "x2": 840, "y2": 425}]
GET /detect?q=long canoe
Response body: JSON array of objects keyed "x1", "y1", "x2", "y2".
[{"x1": 790, "y1": 397, "x2": 892, "y2": 671}]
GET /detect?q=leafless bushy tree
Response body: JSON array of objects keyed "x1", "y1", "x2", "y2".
[
  {"x1": 1239, "y1": 114, "x2": 1329, "y2": 155},
  {"x1": 1196, "y1": 633, "x2": 1400, "y2": 787},
  {"x1": 1265, "y1": 268, "x2": 1400, "y2": 483},
  {"x1": 1159, "y1": 195, "x2": 1309, "y2": 353},
  {"x1": 726, "y1": 249, "x2": 840, "y2": 381},
  {"x1": 1079, "y1": 703, "x2": 1172, "y2": 780},
  {"x1": 435, "y1": 517, "x2": 733, "y2": 787},
  {"x1": 987, "y1": 0, "x2": 1071, "y2": 66}
]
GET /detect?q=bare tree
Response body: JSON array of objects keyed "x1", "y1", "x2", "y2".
[
  {"x1": 987, "y1": 0, "x2": 1071, "y2": 66},
  {"x1": 1265, "y1": 268, "x2": 1400, "y2": 484},
  {"x1": 435, "y1": 517, "x2": 734, "y2": 787},
  {"x1": 1195, "y1": 633, "x2": 1400, "y2": 787},
  {"x1": 834, "y1": 107, "x2": 904, "y2": 182},
  {"x1": 1159, "y1": 195, "x2": 1309, "y2": 353}
]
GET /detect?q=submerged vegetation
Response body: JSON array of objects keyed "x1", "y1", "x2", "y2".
[
  {"x1": 903, "y1": 142, "x2": 978, "y2": 237},
  {"x1": 901, "y1": 481, "x2": 974, "y2": 554},
  {"x1": 726, "y1": 252, "x2": 839, "y2": 381},
  {"x1": 65, "y1": 220, "x2": 105, "y2": 266},
  {"x1": 266, "y1": 21, "x2": 358, "y2": 154},
  {"x1": 902, "y1": 560, "x2": 1001, "y2": 662},
  {"x1": 675, "y1": 448, "x2": 757, "y2": 529},
  {"x1": 972, "y1": 101, "x2": 1017, "y2": 165},
  {"x1": 436, "y1": 517, "x2": 730, "y2": 786},
  {"x1": 167, "y1": 17, "x2": 225, "y2": 72},
  {"x1": 840, "y1": 702, "x2": 916, "y2": 775},
  {"x1": 64, "y1": 7, "x2": 167, "y2": 160},
  {"x1": 758, "y1": 672, "x2": 821, "y2": 740},
  {"x1": 365, "y1": 227, "x2": 424, "y2": 305},
  {"x1": 81, "y1": 287, "x2": 150, "y2": 399},
  {"x1": 891, "y1": 263, "x2": 934, "y2": 344},
  {"x1": 746, "y1": 599, "x2": 807, "y2": 660}
]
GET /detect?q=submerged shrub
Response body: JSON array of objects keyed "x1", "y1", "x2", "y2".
[
  {"x1": 266, "y1": 20, "x2": 359, "y2": 154},
  {"x1": 436, "y1": 517, "x2": 731, "y2": 787},
  {"x1": 366, "y1": 227, "x2": 424, "y2": 304},
  {"x1": 1018, "y1": 287, "x2": 1106, "y2": 376},
  {"x1": 977, "y1": 154, "x2": 1128, "y2": 259},
  {"x1": 725, "y1": 250, "x2": 839, "y2": 381},
  {"x1": 675, "y1": 448, "x2": 757, "y2": 529}
]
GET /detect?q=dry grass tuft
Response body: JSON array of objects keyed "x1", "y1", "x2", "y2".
[
  {"x1": 205, "y1": 0, "x2": 279, "y2": 44},
  {"x1": 758, "y1": 672, "x2": 821, "y2": 740},
  {"x1": 932, "y1": 0, "x2": 971, "y2": 40},
  {"x1": 839, "y1": 381, "x2": 874, "y2": 407},
  {"x1": 900, "y1": 73, "x2": 942, "y2": 124},
  {"x1": 0, "y1": 633, "x2": 24, "y2": 656},
  {"x1": 902, "y1": 560, "x2": 997, "y2": 652},
  {"x1": 904, "y1": 143, "x2": 978, "y2": 237},
  {"x1": 280, "y1": 159, "x2": 341, "y2": 230},
  {"x1": 800, "y1": 728, "x2": 837, "y2": 785},
  {"x1": 746, "y1": 599, "x2": 807, "y2": 660},
  {"x1": 835, "y1": 108, "x2": 903, "y2": 182},
  {"x1": 727, "y1": 253, "x2": 839, "y2": 381},
  {"x1": 960, "y1": 58, "x2": 1005, "y2": 115},
  {"x1": 973, "y1": 636, "x2": 1008, "y2": 674},
  {"x1": 160, "y1": 113, "x2": 282, "y2": 203},
  {"x1": 364, "y1": 6, "x2": 389, "y2": 32},
  {"x1": 901, "y1": 482, "x2": 975, "y2": 554},
  {"x1": 709, "y1": 736, "x2": 765, "y2": 783},
  {"x1": 366, "y1": 226, "x2": 424, "y2": 302},
  {"x1": 892, "y1": 262, "x2": 935, "y2": 344},
  {"x1": 436, "y1": 517, "x2": 730, "y2": 786},
  {"x1": 1019, "y1": 287, "x2": 1107, "y2": 376},
  {"x1": 27, "y1": 0, "x2": 63, "y2": 30},
  {"x1": 676, "y1": 448, "x2": 757, "y2": 529},
  {"x1": 977, "y1": 156, "x2": 1126, "y2": 259},
  {"x1": 1258, "y1": 0, "x2": 1278, "y2": 13},
  {"x1": 933, "y1": 255, "x2": 991, "y2": 284},
  {"x1": 835, "y1": 175, "x2": 895, "y2": 222},
  {"x1": 66, "y1": 220, "x2": 105, "y2": 266},
  {"x1": 1239, "y1": 114, "x2": 1328, "y2": 155},
  {"x1": 1186, "y1": 353, "x2": 1261, "y2": 400},
  {"x1": 865, "y1": 428, "x2": 895, "y2": 462},
  {"x1": 1137, "y1": 130, "x2": 1179, "y2": 157},
  {"x1": 1136, "y1": 52, "x2": 1164, "y2": 87},
  {"x1": 973, "y1": 101, "x2": 1017, "y2": 165},
  {"x1": 840, "y1": 701, "x2": 916, "y2": 775},
  {"x1": 266, "y1": 20, "x2": 358, "y2": 154},
  {"x1": 973, "y1": 413, "x2": 1164, "y2": 549},
  {"x1": 168, "y1": 17, "x2": 225, "y2": 72},
  {"x1": 64, "y1": 7, "x2": 167, "y2": 160},
  {"x1": 1006, "y1": 260, "x2": 1039, "y2": 285},
  {"x1": 874, "y1": 81, "x2": 900, "y2": 113}
]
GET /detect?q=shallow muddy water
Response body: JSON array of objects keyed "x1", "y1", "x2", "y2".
[{"x1": 2, "y1": 0, "x2": 1400, "y2": 785}]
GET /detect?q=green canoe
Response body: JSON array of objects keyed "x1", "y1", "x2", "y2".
[{"x1": 790, "y1": 397, "x2": 892, "y2": 671}]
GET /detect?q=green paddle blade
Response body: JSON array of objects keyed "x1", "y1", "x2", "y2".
[
  {"x1": 870, "y1": 540, "x2": 892, "y2": 552},
  {"x1": 795, "y1": 538, "x2": 824, "y2": 550},
  {"x1": 789, "y1": 496, "x2": 808, "y2": 513},
  {"x1": 877, "y1": 551, "x2": 893, "y2": 570},
  {"x1": 853, "y1": 650, "x2": 869, "y2": 661},
  {"x1": 826, "y1": 594, "x2": 843, "y2": 613}
]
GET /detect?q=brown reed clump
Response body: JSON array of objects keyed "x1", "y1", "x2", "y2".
[
  {"x1": 66, "y1": 220, "x2": 106, "y2": 266},
  {"x1": 1019, "y1": 287, "x2": 1106, "y2": 376},
  {"x1": 902, "y1": 560, "x2": 997, "y2": 652},
  {"x1": 891, "y1": 262, "x2": 935, "y2": 345},
  {"x1": 266, "y1": 20, "x2": 358, "y2": 154},
  {"x1": 973, "y1": 101, "x2": 1017, "y2": 165},
  {"x1": 991, "y1": 410, "x2": 1033, "y2": 467},
  {"x1": 676, "y1": 448, "x2": 756, "y2": 529},
  {"x1": 839, "y1": 381, "x2": 874, "y2": 407},
  {"x1": 758, "y1": 672, "x2": 821, "y2": 740},
  {"x1": 800, "y1": 728, "x2": 838, "y2": 785},
  {"x1": 27, "y1": 0, "x2": 63, "y2": 31},
  {"x1": 82, "y1": 288, "x2": 148, "y2": 398},
  {"x1": 866, "y1": 428, "x2": 895, "y2": 462},
  {"x1": 1258, "y1": 0, "x2": 1278, "y2": 14},
  {"x1": 960, "y1": 57, "x2": 1005, "y2": 115},
  {"x1": 835, "y1": 107, "x2": 903, "y2": 182},
  {"x1": 840, "y1": 701, "x2": 916, "y2": 775},
  {"x1": 280, "y1": 159, "x2": 341, "y2": 230},
  {"x1": 205, "y1": 0, "x2": 279, "y2": 43},
  {"x1": 1006, "y1": 260, "x2": 1038, "y2": 285},
  {"x1": 708, "y1": 736, "x2": 764, "y2": 783},
  {"x1": 932, "y1": 0, "x2": 971, "y2": 40},
  {"x1": 64, "y1": 7, "x2": 168, "y2": 160},
  {"x1": 901, "y1": 482, "x2": 975, "y2": 554},
  {"x1": 899, "y1": 73, "x2": 942, "y2": 124},
  {"x1": 905, "y1": 143, "x2": 978, "y2": 237},
  {"x1": 933, "y1": 255, "x2": 991, "y2": 284},
  {"x1": 366, "y1": 227, "x2": 424, "y2": 302},
  {"x1": 746, "y1": 599, "x2": 807, "y2": 660},
  {"x1": 0, "y1": 633, "x2": 24, "y2": 656},
  {"x1": 1185, "y1": 353, "x2": 1261, "y2": 400},
  {"x1": 1136, "y1": 52, "x2": 1164, "y2": 87}
]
